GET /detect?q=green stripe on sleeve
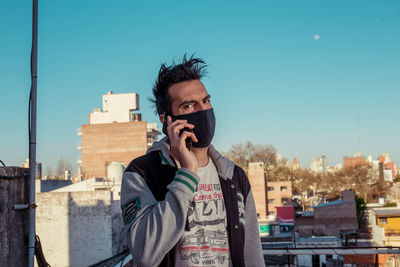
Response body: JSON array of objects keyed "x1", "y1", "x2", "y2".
[
  {"x1": 160, "y1": 153, "x2": 171, "y2": 166},
  {"x1": 173, "y1": 177, "x2": 195, "y2": 193},
  {"x1": 177, "y1": 170, "x2": 198, "y2": 186}
]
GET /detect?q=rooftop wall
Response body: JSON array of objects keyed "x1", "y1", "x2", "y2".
[{"x1": 36, "y1": 191, "x2": 125, "y2": 266}]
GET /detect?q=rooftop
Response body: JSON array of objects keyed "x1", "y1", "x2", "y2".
[
  {"x1": 311, "y1": 199, "x2": 354, "y2": 208},
  {"x1": 373, "y1": 208, "x2": 400, "y2": 217}
]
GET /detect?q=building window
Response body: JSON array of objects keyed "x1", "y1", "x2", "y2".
[
  {"x1": 268, "y1": 199, "x2": 275, "y2": 204},
  {"x1": 282, "y1": 198, "x2": 289, "y2": 205},
  {"x1": 380, "y1": 217, "x2": 387, "y2": 225},
  {"x1": 280, "y1": 186, "x2": 288, "y2": 191},
  {"x1": 267, "y1": 186, "x2": 274, "y2": 191},
  {"x1": 268, "y1": 211, "x2": 275, "y2": 216}
]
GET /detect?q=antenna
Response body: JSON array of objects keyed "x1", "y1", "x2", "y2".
[{"x1": 357, "y1": 113, "x2": 361, "y2": 153}]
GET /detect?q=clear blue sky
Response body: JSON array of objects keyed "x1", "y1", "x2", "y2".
[{"x1": 1, "y1": 0, "x2": 399, "y2": 173}]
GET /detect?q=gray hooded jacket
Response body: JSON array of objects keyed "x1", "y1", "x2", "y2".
[{"x1": 121, "y1": 139, "x2": 264, "y2": 266}]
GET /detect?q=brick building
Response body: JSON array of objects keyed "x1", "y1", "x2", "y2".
[
  {"x1": 266, "y1": 181, "x2": 292, "y2": 216},
  {"x1": 379, "y1": 153, "x2": 397, "y2": 180},
  {"x1": 78, "y1": 92, "x2": 159, "y2": 179},
  {"x1": 294, "y1": 190, "x2": 358, "y2": 237},
  {"x1": 248, "y1": 162, "x2": 293, "y2": 219},
  {"x1": 248, "y1": 162, "x2": 267, "y2": 219},
  {"x1": 343, "y1": 155, "x2": 367, "y2": 169}
]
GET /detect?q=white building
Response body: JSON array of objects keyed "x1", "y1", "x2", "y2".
[
  {"x1": 310, "y1": 155, "x2": 322, "y2": 172},
  {"x1": 89, "y1": 91, "x2": 140, "y2": 124}
]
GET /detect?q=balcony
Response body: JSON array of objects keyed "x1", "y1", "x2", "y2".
[
  {"x1": 77, "y1": 141, "x2": 82, "y2": 150},
  {"x1": 77, "y1": 127, "x2": 82, "y2": 136}
]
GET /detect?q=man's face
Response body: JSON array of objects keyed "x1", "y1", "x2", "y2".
[{"x1": 167, "y1": 80, "x2": 212, "y2": 116}]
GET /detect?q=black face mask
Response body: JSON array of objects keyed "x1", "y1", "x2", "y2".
[{"x1": 162, "y1": 108, "x2": 216, "y2": 148}]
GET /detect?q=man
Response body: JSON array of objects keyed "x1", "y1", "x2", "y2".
[{"x1": 121, "y1": 55, "x2": 264, "y2": 266}]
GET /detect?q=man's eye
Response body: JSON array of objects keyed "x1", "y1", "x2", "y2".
[{"x1": 184, "y1": 103, "x2": 194, "y2": 109}]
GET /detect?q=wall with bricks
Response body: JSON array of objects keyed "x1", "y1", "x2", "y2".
[
  {"x1": 314, "y1": 202, "x2": 356, "y2": 220},
  {"x1": 81, "y1": 121, "x2": 147, "y2": 179},
  {"x1": 295, "y1": 191, "x2": 358, "y2": 237},
  {"x1": 35, "y1": 191, "x2": 124, "y2": 267}
]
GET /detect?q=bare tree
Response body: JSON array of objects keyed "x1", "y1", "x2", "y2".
[
  {"x1": 56, "y1": 158, "x2": 65, "y2": 178},
  {"x1": 267, "y1": 166, "x2": 292, "y2": 182},
  {"x1": 45, "y1": 166, "x2": 53, "y2": 178},
  {"x1": 223, "y1": 141, "x2": 276, "y2": 172}
]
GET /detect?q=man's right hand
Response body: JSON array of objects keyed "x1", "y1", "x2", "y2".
[{"x1": 166, "y1": 115, "x2": 199, "y2": 173}]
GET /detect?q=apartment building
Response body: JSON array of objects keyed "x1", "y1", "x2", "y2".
[
  {"x1": 78, "y1": 92, "x2": 159, "y2": 179},
  {"x1": 248, "y1": 162, "x2": 292, "y2": 219}
]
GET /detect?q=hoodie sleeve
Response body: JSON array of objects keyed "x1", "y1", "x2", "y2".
[
  {"x1": 244, "y1": 190, "x2": 265, "y2": 266},
  {"x1": 121, "y1": 167, "x2": 200, "y2": 267}
]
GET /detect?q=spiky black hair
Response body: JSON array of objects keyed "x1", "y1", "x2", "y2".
[{"x1": 149, "y1": 54, "x2": 207, "y2": 115}]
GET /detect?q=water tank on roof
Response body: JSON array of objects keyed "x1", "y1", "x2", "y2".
[{"x1": 107, "y1": 162, "x2": 126, "y2": 183}]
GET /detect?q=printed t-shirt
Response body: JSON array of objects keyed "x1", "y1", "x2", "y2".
[{"x1": 175, "y1": 158, "x2": 232, "y2": 267}]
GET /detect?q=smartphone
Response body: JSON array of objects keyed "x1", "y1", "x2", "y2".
[{"x1": 162, "y1": 112, "x2": 192, "y2": 151}]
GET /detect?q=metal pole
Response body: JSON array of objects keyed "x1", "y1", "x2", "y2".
[{"x1": 28, "y1": 0, "x2": 38, "y2": 266}]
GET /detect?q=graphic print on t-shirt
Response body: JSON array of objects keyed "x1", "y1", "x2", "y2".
[{"x1": 176, "y1": 159, "x2": 231, "y2": 267}]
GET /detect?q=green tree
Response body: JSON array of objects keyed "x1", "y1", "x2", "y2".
[{"x1": 355, "y1": 195, "x2": 367, "y2": 229}]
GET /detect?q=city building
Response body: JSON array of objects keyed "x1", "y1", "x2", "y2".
[
  {"x1": 310, "y1": 153, "x2": 327, "y2": 173},
  {"x1": 379, "y1": 153, "x2": 397, "y2": 180},
  {"x1": 290, "y1": 158, "x2": 300, "y2": 171},
  {"x1": 294, "y1": 190, "x2": 358, "y2": 237},
  {"x1": 343, "y1": 152, "x2": 367, "y2": 169},
  {"x1": 248, "y1": 162, "x2": 267, "y2": 219},
  {"x1": 310, "y1": 155, "x2": 321, "y2": 172},
  {"x1": 52, "y1": 161, "x2": 125, "y2": 193},
  {"x1": 266, "y1": 181, "x2": 293, "y2": 216},
  {"x1": 372, "y1": 208, "x2": 400, "y2": 246},
  {"x1": 248, "y1": 162, "x2": 293, "y2": 218},
  {"x1": 367, "y1": 207, "x2": 400, "y2": 265},
  {"x1": 321, "y1": 153, "x2": 327, "y2": 172},
  {"x1": 77, "y1": 92, "x2": 160, "y2": 179},
  {"x1": 295, "y1": 236, "x2": 343, "y2": 267}
]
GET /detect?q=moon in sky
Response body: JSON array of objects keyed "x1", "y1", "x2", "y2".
[{"x1": 313, "y1": 34, "x2": 320, "y2": 40}]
